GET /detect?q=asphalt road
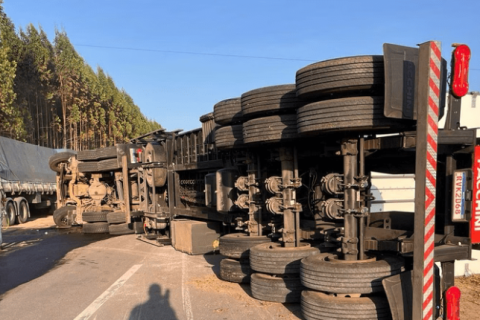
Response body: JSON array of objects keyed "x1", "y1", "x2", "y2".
[{"x1": 0, "y1": 218, "x2": 301, "y2": 320}]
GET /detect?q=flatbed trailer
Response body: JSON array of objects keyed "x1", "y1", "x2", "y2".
[
  {"x1": 51, "y1": 41, "x2": 475, "y2": 320},
  {"x1": 0, "y1": 136, "x2": 58, "y2": 227}
]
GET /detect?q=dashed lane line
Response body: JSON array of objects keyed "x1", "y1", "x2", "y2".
[{"x1": 74, "y1": 264, "x2": 143, "y2": 320}]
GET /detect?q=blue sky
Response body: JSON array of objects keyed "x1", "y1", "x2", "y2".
[{"x1": 4, "y1": 0, "x2": 480, "y2": 131}]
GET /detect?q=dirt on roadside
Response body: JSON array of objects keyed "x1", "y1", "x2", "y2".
[{"x1": 456, "y1": 274, "x2": 480, "y2": 319}]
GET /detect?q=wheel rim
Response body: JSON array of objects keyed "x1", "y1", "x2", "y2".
[
  {"x1": 54, "y1": 207, "x2": 73, "y2": 228},
  {"x1": 59, "y1": 214, "x2": 69, "y2": 226}
]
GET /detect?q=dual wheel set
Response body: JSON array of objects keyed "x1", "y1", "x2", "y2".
[
  {"x1": 217, "y1": 233, "x2": 404, "y2": 320},
  {"x1": 1, "y1": 198, "x2": 30, "y2": 227},
  {"x1": 81, "y1": 210, "x2": 143, "y2": 235},
  {"x1": 52, "y1": 205, "x2": 143, "y2": 235},
  {"x1": 207, "y1": 55, "x2": 413, "y2": 150}
]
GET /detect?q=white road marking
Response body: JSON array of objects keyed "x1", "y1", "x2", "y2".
[
  {"x1": 182, "y1": 254, "x2": 194, "y2": 320},
  {"x1": 74, "y1": 264, "x2": 143, "y2": 320}
]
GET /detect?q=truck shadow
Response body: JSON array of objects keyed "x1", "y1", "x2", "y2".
[
  {"x1": 0, "y1": 227, "x2": 109, "y2": 298},
  {"x1": 128, "y1": 284, "x2": 178, "y2": 320}
]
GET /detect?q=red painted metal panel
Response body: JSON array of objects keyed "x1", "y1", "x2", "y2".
[{"x1": 471, "y1": 145, "x2": 480, "y2": 243}]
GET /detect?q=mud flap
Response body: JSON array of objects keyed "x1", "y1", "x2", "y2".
[
  {"x1": 382, "y1": 271, "x2": 413, "y2": 320},
  {"x1": 382, "y1": 267, "x2": 440, "y2": 320},
  {"x1": 383, "y1": 43, "x2": 447, "y2": 120}
]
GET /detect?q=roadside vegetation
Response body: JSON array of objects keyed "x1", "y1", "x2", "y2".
[{"x1": 0, "y1": 1, "x2": 161, "y2": 150}]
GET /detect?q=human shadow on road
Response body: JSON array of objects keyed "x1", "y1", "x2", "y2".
[{"x1": 129, "y1": 284, "x2": 178, "y2": 320}]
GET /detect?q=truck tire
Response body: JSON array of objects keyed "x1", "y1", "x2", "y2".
[
  {"x1": 17, "y1": 200, "x2": 29, "y2": 224},
  {"x1": 199, "y1": 112, "x2": 214, "y2": 123},
  {"x1": 241, "y1": 85, "x2": 298, "y2": 119},
  {"x1": 97, "y1": 158, "x2": 121, "y2": 172},
  {"x1": 109, "y1": 223, "x2": 135, "y2": 235},
  {"x1": 5, "y1": 201, "x2": 16, "y2": 226},
  {"x1": 214, "y1": 98, "x2": 243, "y2": 125},
  {"x1": 301, "y1": 290, "x2": 391, "y2": 320},
  {"x1": 220, "y1": 258, "x2": 252, "y2": 283},
  {"x1": 76, "y1": 149, "x2": 100, "y2": 161},
  {"x1": 107, "y1": 211, "x2": 127, "y2": 224},
  {"x1": 243, "y1": 114, "x2": 297, "y2": 145},
  {"x1": 250, "y1": 242, "x2": 320, "y2": 274},
  {"x1": 82, "y1": 211, "x2": 108, "y2": 223},
  {"x1": 295, "y1": 55, "x2": 384, "y2": 101},
  {"x1": 53, "y1": 206, "x2": 75, "y2": 228},
  {"x1": 219, "y1": 233, "x2": 271, "y2": 259},
  {"x1": 49, "y1": 151, "x2": 76, "y2": 173},
  {"x1": 297, "y1": 96, "x2": 414, "y2": 134},
  {"x1": 300, "y1": 253, "x2": 405, "y2": 294},
  {"x1": 215, "y1": 125, "x2": 243, "y2": 149},
  {"x1": 77, "y1": 146, "x2": 117, "y2": 161},
  {"x1": 145, "y1": 143, "x2": 167, "y2": 187},
  {"x1": 83, "y1": 222, "x2": 109, "y2": 234},
  {"x1": 133, "y1": 220, "x2": 145, "y2": 234},
  {"x1": 251, "y1": 273, "x2": 304, "y2": 303},
  {"x1": 77, "y1": 161, "x2": 99, "y2": 173}
]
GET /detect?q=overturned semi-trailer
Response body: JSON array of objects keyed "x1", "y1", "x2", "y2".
[{"x1": 50, "y1": 41, "x2": 476, "y2": 320}]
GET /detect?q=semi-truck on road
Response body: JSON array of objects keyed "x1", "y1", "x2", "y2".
[{"x1": 0, "y1": 136, "x2": 58, "y2": 227}]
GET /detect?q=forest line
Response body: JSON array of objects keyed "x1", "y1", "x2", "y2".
[{"x1": 0, "y1": 2, "x2": 161, "y2": 150}]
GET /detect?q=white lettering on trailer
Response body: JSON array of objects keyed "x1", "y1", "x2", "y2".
[{"x1": 475, "y1": 160, "x2": 480, "y2": 231}]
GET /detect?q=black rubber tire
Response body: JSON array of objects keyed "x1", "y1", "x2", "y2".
[
  {"x1": 214, "y1": 98, "x2": 243, "y2": 125},
  {"x1": 219, "y1": 233, "x2": 271, "y2": 259},
  {"x1": 78, "y1": 161, "x2": 99, "y2": 173},
  {"x1": 98, "y1": 158, "x2": 121, "y2": 172},
  {"x1": 77, "y1": 146, "x2": 117, "y2": 161},
  {"x1": 83, "y1": 222, "x2": 109, "y2": 234},
  {"x1": 82, "y1": 211, "x2": 108, "y2": 223},
  {"x1": 99, "y1": 146, "x2": 118, "y2": 159},
  {"x1": 243, "y1": 114, "x2": 297, "y2": 145},
  {"x1": 300, "y1": 253, "x2": 405, "y2": 294},
  {"x1": 296, "y1": 55, "x2": 384, "y2": 101},
  {"x1": 250, "y1": 242, "x2": 320, "y2": 274},
  {"x1": 200, "y1": 112, "x2": 214, "y2": 123},
  {"x1": 220, "y1": 258, "x2": 252, "y2": 283},
  {"x1": 301, "y1": 290, "x2": 392, "y2": 320},
  {"x1": 49, "y1": 151, "x2": 76, "y2": 173},
  {"x1": 215, "y1": 125, "x2": 243, "y2": 149},
  {"x1": 251, "y1": 273, "x2": 304, "y2": 303},
  {"x1": 53, "y1": 206, "x2": 75, "y2": 228},
  {"x1": 107, "y1": 211, "x2": 127, "y2": 224},
  {"x1": 5, "y1": 202, "x2": 16, "y2": 226},
  {"x1": 76, "y1": 149, "x2": 99, "y2": 161},
  {"x1": 241, "y1": 85, "x2": 299, "y2": 119},
  {"x1": 109, "y1": 223, "x2": 135, "y2": 235},
  {"x1": 17, "y1": 200, "x2": 29, "y2": 224},
  {"x1": 133, "y1": 220, "x2": 145, "y2": 234},
  {"x1": 297, "y1": 96, "x2": 414, "y2": 134},
  {"x1": 145, "y1": 143, "x2": 167, "y2": 187}
]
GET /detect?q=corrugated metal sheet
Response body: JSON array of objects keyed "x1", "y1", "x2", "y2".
[{"x1": 370, "y1": 172, "x2": 415, "y2": 212}]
